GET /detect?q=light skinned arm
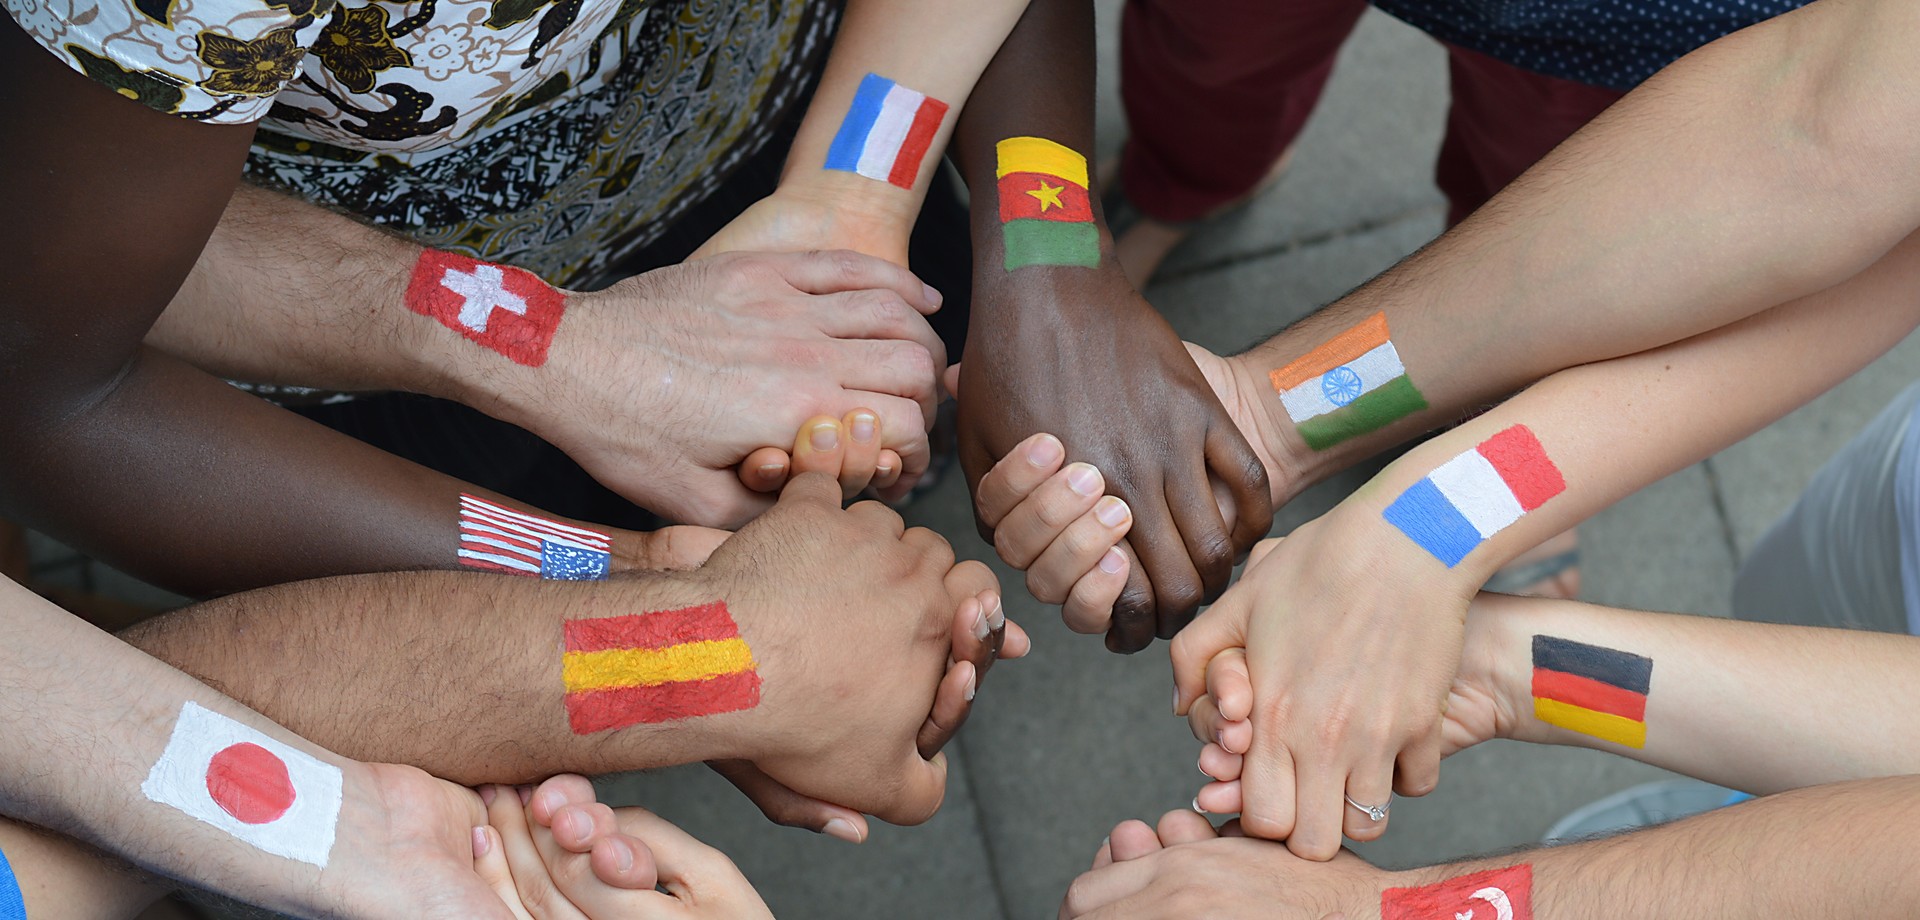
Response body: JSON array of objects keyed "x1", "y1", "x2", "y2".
[
  {"x1": 1061, "y1": 777, "x2": 1920, "y2": 918},
  {"x1": 1167, "y1": 226, "x2": 1920, "y2": 859},
  {"x1": 1204, "y1": 0, "x2": 1920, "y2": 504},
  {"x1": 0, "y1": 821, "x2": 166, "y2": 920}
]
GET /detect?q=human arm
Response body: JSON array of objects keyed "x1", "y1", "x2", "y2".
[
  {"x1": 948, "y1": 0, "x2": 1272, "y2": 652},
  {"x1": 1168, "y1": 225, "x2": 1920, "y2": 858},
  {"x1": 1061, "y1": 779, "x2": 1920, "y2": 919},
  {"x1": 120, "y1": 475, "x2": 1005, "y2": 826},
  {"x1": 0, "y1": 821, "x2": 168, "y2": 920}
]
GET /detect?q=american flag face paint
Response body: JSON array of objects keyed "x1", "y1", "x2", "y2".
[{"x1": 457, "y1": 494, "x2": 611, "y2": 581}]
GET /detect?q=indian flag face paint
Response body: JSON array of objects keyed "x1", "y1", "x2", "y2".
[
  {"x1": 561, "y1": 603, "x2": 763, "y2": 734},
  {"x1": 995, "y1": 136, "x2": 1099, "y2": 270},
  {"x1": 823, "y1": 74, "x2": 950, "y2": 189},
  {"x1": 1382, "y1": 424, "x2": 1565, "y2": 567},
  {"x1": 142, "y1": 703, "x2": 344, "y2": 868},
  {"x1": 1382, "y1": 864, "x2": 1532, "y2": 920},
  {"x1": 1531, "y1": 635, "x2": 1651, "y2": 748},
  {"x1": 1270, "y1": 313, "x2": 1428, "y2": 450}
]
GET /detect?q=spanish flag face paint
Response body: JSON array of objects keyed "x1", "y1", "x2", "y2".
[
  {"x1": 1531, "y1": 635, "x2": 1651, "y2": 748},
  {"x1": 561, "y1": 603, "x2": 763, "y2": 734},
  {"x1": 995, "y1": 136, "x2": 1099, "y2": 271}
]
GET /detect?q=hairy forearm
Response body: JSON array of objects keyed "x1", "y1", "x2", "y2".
[
  {"x1": 1476, "y1": 595, "x2": 1920, "y2": 792},
  {"x1": 1379, "y1": 777, "x2": 1920, "y2": 919},
  {"x1": 1241, "y1": 0, "x2": 1920, "y2": 487},
  {"x1": 117, "y1": 568, "x2": 733, "y2": 784}
]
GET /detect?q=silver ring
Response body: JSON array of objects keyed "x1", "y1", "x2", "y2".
[{"x1": 1344, "y1": 794, "x2": 1390, "y2": 822}]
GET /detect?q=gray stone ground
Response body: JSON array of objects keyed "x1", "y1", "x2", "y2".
[{"x1": 25, "y1": 5, "x2": 1920, "y2": 919}]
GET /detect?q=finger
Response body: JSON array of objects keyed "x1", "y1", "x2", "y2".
[
  {"x1": 1059, "y1": 859, "x2": 1157, "y2": 918},
  {"x1": 1025, "y1": 495, "x2": 1132, "y2": 605},
  {"x1": 811, "y1": 287, "x2": 949, "y2": 374},
  {"x1": 848, "y1": 497, "x2": 910, "y2": 539},
  {"x1": 546, "y1": 803, "x2": 619, "y2": 853},
  {"x1": 1156, "y1": 466, "x2": 1233, "y2": 636},
  {"x1": 790, "y1": 415, "x2": 849, "y2": 488},
  {"x1": 861, "y1": 392, "x2": 933, "y2": 493},
  {"x1": 1235, "y1": 734, "x2": 1298, "y2": 843},
  {"x1": 882, "y1": 750, "x2": 950, "y2": 827},
  {"x1": 1198, "y1": 744, "x2": 1243, "y2": 784},
  {"x1": 872, "y1": 449, "x2": 904, "y2": 493},
  {"x1": 765, "y1": 249, "x2": 941, "y2": 313},
  {"x1": 941, "y1": 362, "x2": 961, "y2": 400},
  {"x1": 1105, "y1": 819, "x2": 1162, "y2": 862},
  {"x1": 1285, "y1": 759, "x2": 1348, "y2": 862},
  {"x1": 587, "y1": 834, "x2": 661, "y2": 891},
  {"x1": 524, "y1": 776, "x2": 599, "y2": 831},
  {"x1": 776, "y1": 471, "x2": 843, "y2": 510},
  {"x1": 1089, "y1": 838, "x2": 1114, "y2": 871},
  {"x1": 486, "y1": 783, "x2": 586, "y2": 920},
  {"x1": 530, "y1": 806, "x2": 666, "y2": 905},
  {"x1": 948, "y1": 587, "x2": 1005, "y2": 683},
  {"x1": 1061, "y1": 546, "x2": 1127, "y2": 634},
  {"x1": 830, "y1": 338, "x2": 941, "y2": 425},
  {"x1": 1204, "y1": 422, "x2": 1275, "y2": 557},
  {"x1": 706, "y1": 760, "x2": 869, "y2": 843},
  {"x1": 605, "y1": 807, "x2": 763, "y2": 905},
  {"x1": 1194, "y1": 779, "x2": 1241, "y2": 815},
  {"x1": 915, "y1": 659, "x2": 977, "y2": 759},
  {"x1": 738, "y1": 447, "x2": 791, "y2": 493},
  {"x1": 1394, "y1": 726, "x2": 1443, "y2": 799},
  {"x1": 994, "y1": 462, "x2": 1107, "y2": 570},
  {"x1": 1104, "y1": 541, "x2": 1158, "y2": 654},
  {"x1": 840, "y1": 409, "x2": 885, "y2": 498},
  {"x1": 1186, "y1": 694, "x2": 1222, "y2": 746},
  {"x1": 1154, "y1": 808, "x2": 1221, "y2": 845},
  {"x1": 471, "y1": 825, "x2": 539, "y2": 920},
  {"x1": 973, "y1": 433, "x2": 1068, "y2": 529},
  {"x1": 1167, "y1": 597, "x2": 1249, "y2": 715},
  {"x1": 1001, "y1": 617, "x2": 1034, "y2": 658},
  {"x1": 1342, "y1": 760, "x2": 1396, "y2": 845},
  {"x1": 1246, "y1": 536, "x2": 1283, "y2": 569},
  {"x1": 1206, "y1": 648, "x2": 1254, "y2": 723}
]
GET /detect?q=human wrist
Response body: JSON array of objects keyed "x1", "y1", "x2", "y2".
[{"x1": 767, "y1": 173, "x2": 919, "y2": 261}]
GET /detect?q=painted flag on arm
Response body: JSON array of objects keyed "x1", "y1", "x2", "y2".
[
  {"x1": 824, "y1": 73, "x2": 950, "y2": 189},
  {"x1": 561, "y1": 602, "x2": 763, "y2": 734},
  {"x1": 406, "y1": 250, "x2": 566, "y2": 367},
  {"x1": 995, "y1": 136, "x2": 1100, "y2": 270},
  {"x1": 1382, "y1": 424, "x2": 1565, "y2": 567},
  {"x1": 1270, "y1": 312, "x2": 1428, "y2": 450},
  {"x1": 1531, "y1": 635, "x2": 1652, "y2": 748},
  {"x1": 141, "y1": 702, "x2": 343, "y2": 868},
  {"x1": 1382, "y1": 864, "x2": 1532, "y2": 920},
  {"x1": 458, "y1": 493, "x2": 611, "y2": 581}
]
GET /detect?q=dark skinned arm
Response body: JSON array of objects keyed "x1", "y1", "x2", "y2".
[
  {"x1": 0, "y1": 19, "x2": 674, "y2": 597},
  {"x1": 948, "y1": 0, "x2": 1272, "y2": 654}
]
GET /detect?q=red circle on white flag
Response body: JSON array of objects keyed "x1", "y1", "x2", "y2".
[{"x1": 206, "y1": 742, "x2": 297, "y2": 824}]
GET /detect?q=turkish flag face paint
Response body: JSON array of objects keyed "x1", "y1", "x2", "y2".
[
  {"x1": 142, "y1": 703, "x2": 344, "y2": 867},
  {"x1": 1382, "y1": 864, "x2": 1533, "y2": 920},
  {"x1": 406, "y1": 250, "x2": 566, "y2": 367}
]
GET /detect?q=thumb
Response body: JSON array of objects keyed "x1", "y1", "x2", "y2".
[
  {"x1": 885, "y1": 751, "x2": 950, "y2": 827},
  {"x1": 942, "y1": 362, "x2": 962, "y2": 400},
  {"x1": 1168, "y1": 597, "x2": 1249, "y2": 716},
  {"x1": 775, "y1": 471, "x2": 843, "y2": 510},
  {"x1": 467, "y1": 826, "x2": 535, "y2": 920}
]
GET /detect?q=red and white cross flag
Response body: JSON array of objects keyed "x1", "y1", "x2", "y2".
[
  {"x1": 141, "y1": 702, "x2": 344, "y2": 868},
  {"x1": 405, "y1": 250, "x2": 566, "y2": 367}
]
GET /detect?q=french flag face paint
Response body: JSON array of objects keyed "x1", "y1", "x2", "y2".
[
  {"x1": 142, "y1": 703, "x2": 343, "y2": 868},
  {"x1": 823, "y1": 73, "x2": 950, "y2": 189},
  {"x1": 1382, "y1": 425, "x2": 1566, "y2": 567}
]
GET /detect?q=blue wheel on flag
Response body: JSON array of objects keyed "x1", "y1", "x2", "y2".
[{"x1": 1322, "y1": 365, "x2": 1364, "y2": 406}]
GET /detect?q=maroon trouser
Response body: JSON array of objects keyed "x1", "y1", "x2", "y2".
[{"x1": 1117, "y1": 0, "x2": 1627, "y2": 227}]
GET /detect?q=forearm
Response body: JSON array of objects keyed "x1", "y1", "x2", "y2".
[
  {"x1": 0, "y1": 820, "x2": 167, "y2": 920},
  {"x1": 1319, "y1": 228, "x2": 1920, "y2": 597},
  {"x1": 1475, "y1": 594, "x2": 1920, "y2": 792},
  {"x1": 1238, "y1": 0, "x2": 1920, "y2": 487},
  {"x1": 118, "y1": 568, "x2": 736, "y2": 784},
  {"x1": 1372, "y1": 776, "x2": 1920, "y2": 919}
]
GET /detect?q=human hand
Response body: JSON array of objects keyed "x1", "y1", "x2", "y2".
[
  {"x1": 693, "y1": 186, "x2": 914, "y2": 267},
  {"x1": 473, "y1": 777, "x2": 773, "y2": 919},
  {"x1": 485, "y1": 250, "x2": 945, "y2": 527},
  {"x1": 1061, "y1": 809, "x2": 1384, "y2": 919},
  {"x1": 969, "y1": 432, "x2": 1136, "y2": 630},
  {"x1": 681, "y1": 473, "x2": 1012, "y2": 825},
  {"x1": 1188, "y1": 579, "x2": 1522, "y2": 815},
  {"x1": 736, "y1": 409, "x2": 907, "y2": 499},
  {"x1": 1169, "y1": 514, "x2": 1472, "y2": 859},
  {"x1": 957, "y1": 268, "x2": 1272, "y2": 651}
]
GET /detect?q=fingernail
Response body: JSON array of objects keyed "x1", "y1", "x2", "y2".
[
  {"x1": 517, "y1": 785, "x2": 534, "y2": 806},
  {"x1": 851, "y1": 412, "x2": 877, "y2": 443},
  {"x1": 1066, "y1": 463, "x2": 1100, "y2": 496},
  {"x1": 608, "y1": 837, "x2": 634, "y2": 873},
  {"x1": 876, "y1": 459, "x2": 895, "y2": 477},
  {"x1": 472, "y1": 826, "x2": 491, "y2": 858},
  {"x1": 1099, "y1": 547, "x2": 1125, "y2": 574},
  {"x1": 963, "y1": 667, "x2": 977, "y2": 702},
  {"x1": 1200, "y1": 758, "x2": 1214, "y2": 779},
  {"x1": 565, "y1": 810, "x2": 590, "y2": 840},
  {"x1": 971, "y1": 603, "x2": 990, "y2": 641},
  {"x1": 1094, "y1": 496, "x2": 1130, "y2": 527},
  {"x1": 1214, "y1": 729, "x2": 1226, "y2": 751},
  {"x1": 988, "y1": 595, "x2": 1005, "y2": 631},
  {"x1": 479, "y1": 785, "x2": 497, "y2": 807},
  {"x1": 824, "y1": 818, "x2": 864, "y2": 843},
  {"x1": 1027, "y1": 434, "x2": 1064, "y2": 468},
  {"x1": 757, "y1": 463, "x2": 785, "y2": 477},
  {"x1": 810, "y1": 422, "x2": 839, "y2": 451},
  {"x1": 922, "y1": 282, "x2": 943, "y2": 308},
  {"x1": 1191, "y1": 796, "x2": 1207, "y2": 814}
]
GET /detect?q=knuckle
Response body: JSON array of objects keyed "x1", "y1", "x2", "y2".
[
  {"x1": 1025, "y1": 569, "x2": 1066, "y2": 605},
  {"x1": 1239, "y1": 809, "x2": 1290, "y2": 840}
]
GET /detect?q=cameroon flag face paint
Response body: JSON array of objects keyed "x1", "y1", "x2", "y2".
[{"x1": 995, "y1": 136, "x2": 1099, "y2": 271}]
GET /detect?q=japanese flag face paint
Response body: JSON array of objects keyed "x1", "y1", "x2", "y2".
[
  {"x1": 1382, "y1": 865, "x2": 1532, "y2": 920},
  {"x1": 1382, "y1": 425, "x2": 1565, "y2": 567},
  {"x1": 823, "y1": 73, "x2": 950, "y2": 189},
  {"x1": 406, "y1": 250, "x2": 566, "y2": 367},
  {"x1": 142, "y1": 703, "x2": 343, "y2": 868}
]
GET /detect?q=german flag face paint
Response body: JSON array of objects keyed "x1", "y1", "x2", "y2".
[
  {"x1": 561, "y1": 603, "x2": 762, "y2": 734},
  {"x1": 1531, "y1": 635, "x2": 1652, "y2": 748}
]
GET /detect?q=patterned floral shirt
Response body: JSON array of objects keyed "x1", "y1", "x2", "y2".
[{"x1": 7, "y1": 0, "x2": 837, "y2": 285}]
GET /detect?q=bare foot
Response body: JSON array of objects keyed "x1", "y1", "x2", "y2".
[
  {"x1": 1483, "y1": 528, "x2": 1581, "y2": 599},
  {"x1": 1104, "y1": 147, "x2": 1297, "y2": 287}
]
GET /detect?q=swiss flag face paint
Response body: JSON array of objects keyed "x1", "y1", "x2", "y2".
[
  {"x1": 1382, "y1": 865, "x2": 1533, "y2": 920},
  {"x1": 406, "y1": 250, "x2": 566, "y2": 367},
  {"x1": 142, "y1": 703, "x2": 344, "y2": 867}
]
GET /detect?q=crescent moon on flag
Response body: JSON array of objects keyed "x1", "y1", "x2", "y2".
[{"x1": 1469, "y1": 887, "x2": 1514, "y2": 920}]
